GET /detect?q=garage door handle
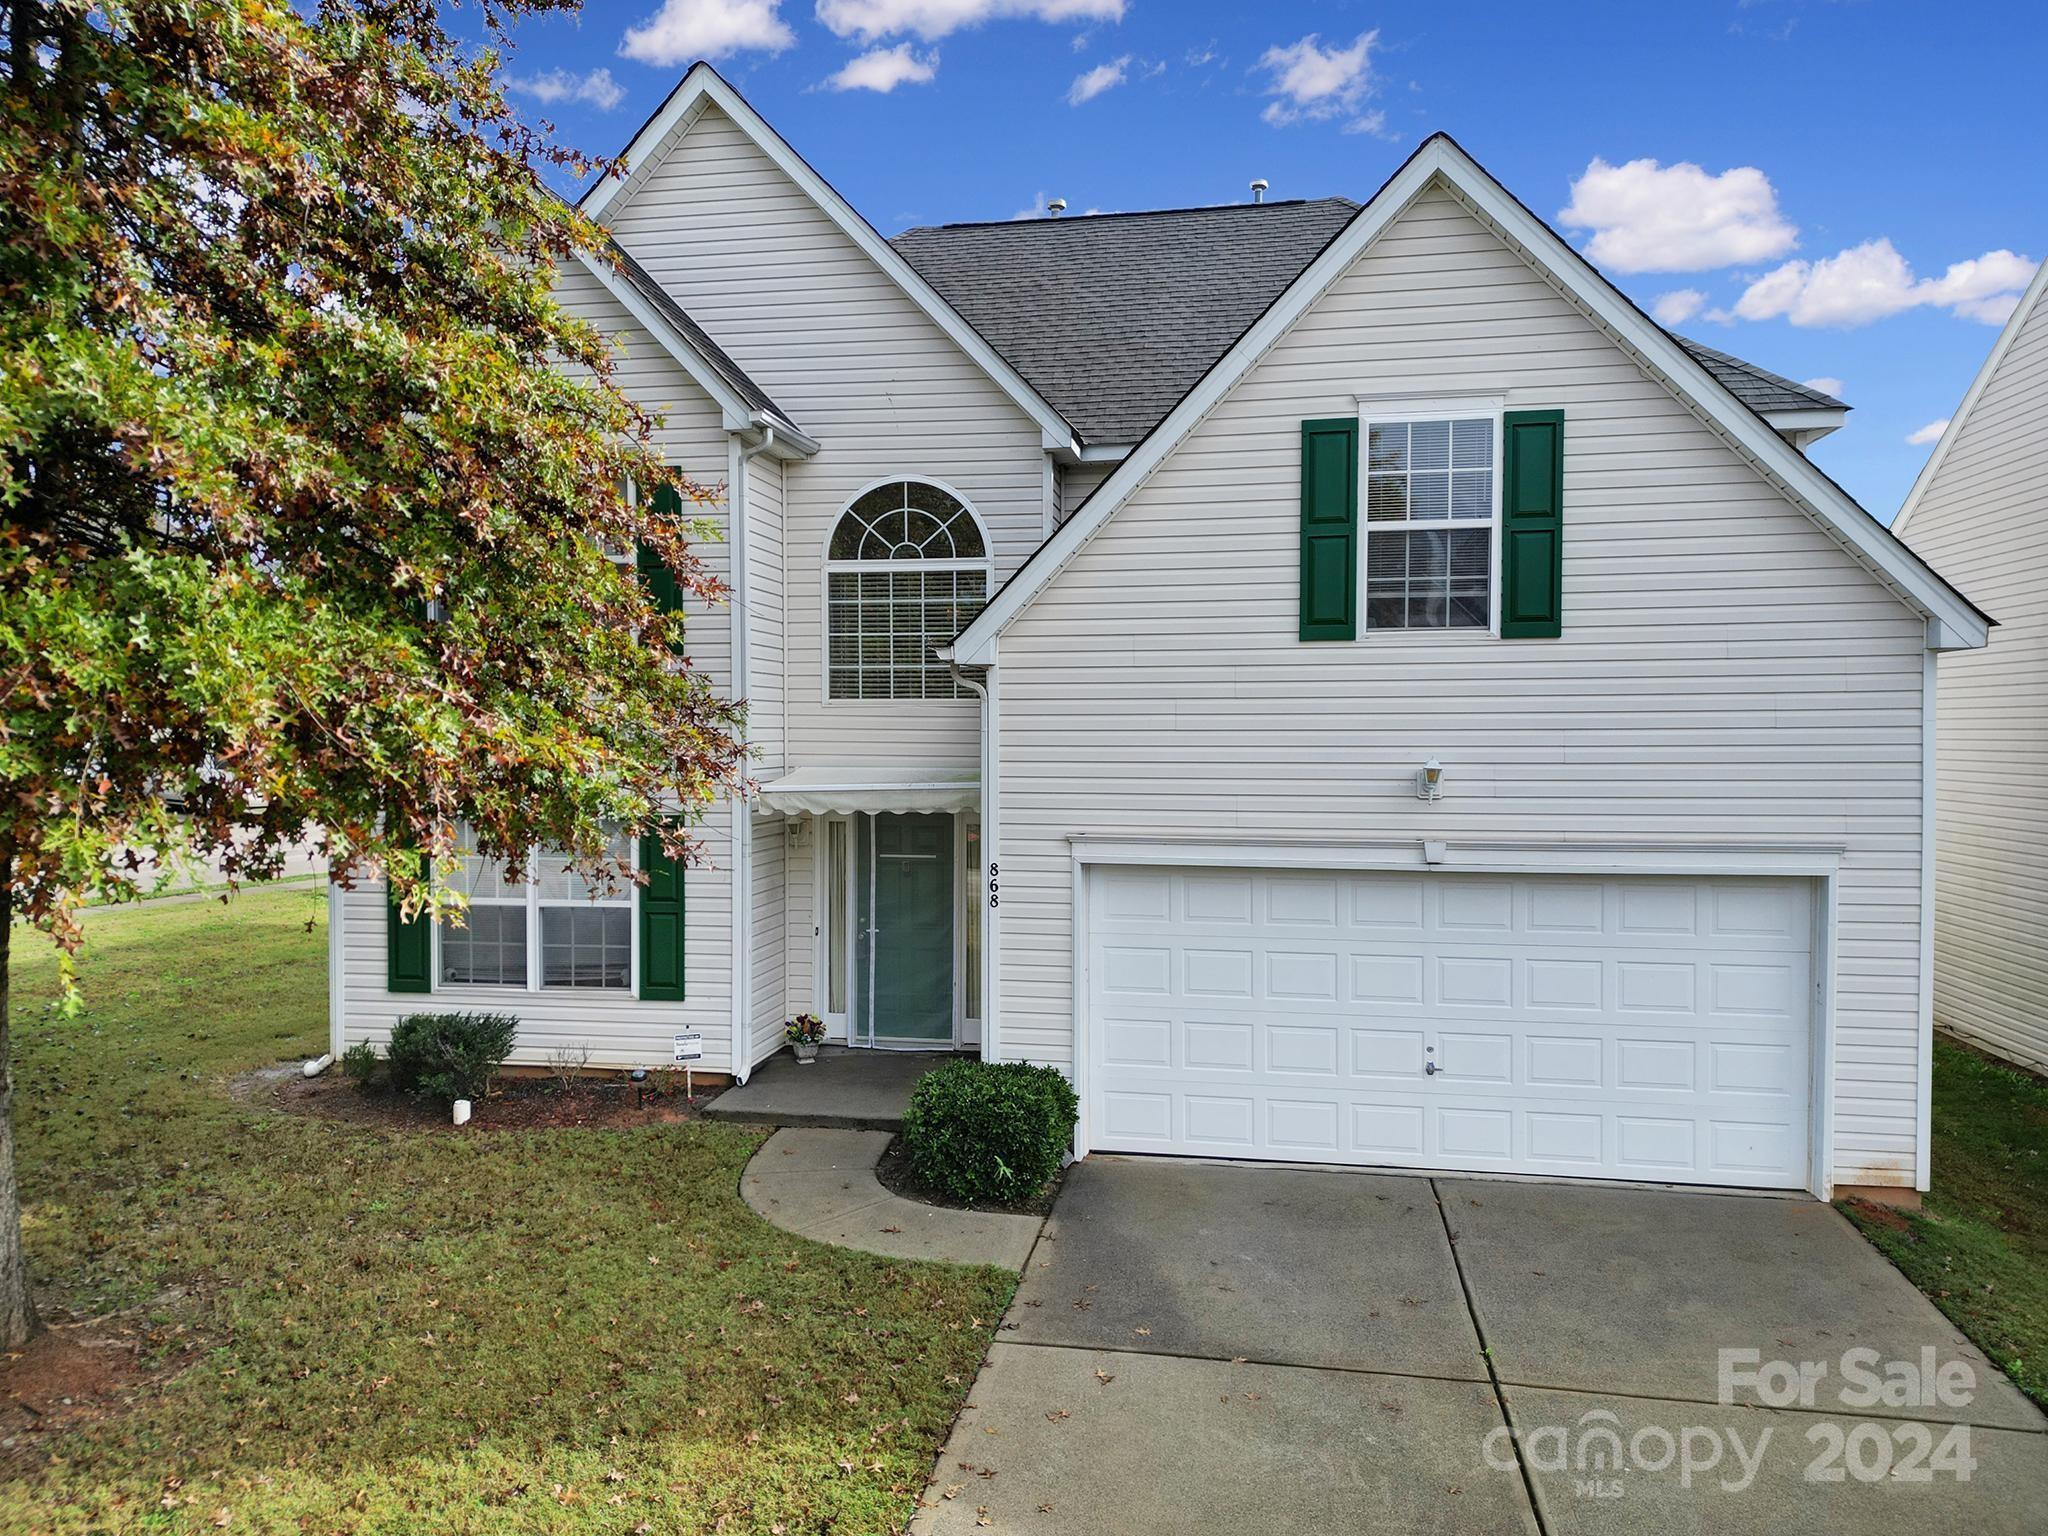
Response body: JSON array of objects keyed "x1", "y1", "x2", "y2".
[{"x1": 1424, "y1": 1061, "x2": 1441, "y2": 1076}]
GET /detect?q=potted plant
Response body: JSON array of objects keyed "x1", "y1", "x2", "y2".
[{"x1": 784, "y1": 1013, "x2": 826, "y2": 1063}]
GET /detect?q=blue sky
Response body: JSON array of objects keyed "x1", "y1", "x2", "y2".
[{"x1": 486, "y1": 0, "x2": 2047, "y2": 520}]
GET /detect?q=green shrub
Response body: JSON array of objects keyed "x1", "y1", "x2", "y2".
[
  {"x1": 339, "y1": 1040, "x2": 381, "y2": 1088},
  {"x1": 386, "y1": 1011, "x2": 520, "y2": 1103},
  {"x1": 901, "y1": 1059, "x2": 1077, "y2": 1205}
]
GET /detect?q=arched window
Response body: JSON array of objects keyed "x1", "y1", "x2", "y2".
[{"x1": 826, "y1": 480, "x2": 991, "y2": 700}]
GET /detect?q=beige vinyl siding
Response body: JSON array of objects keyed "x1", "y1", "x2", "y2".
[
  {"x1": 335, "y1": 268, "x2": 743, "y2": 1070},
  {"x1": 605, "y1": 103, "x2": 1047, "y2": 772},
  {"x1": 784, "y1": 827, "x2": 817, "y2": 1029},
  {"x1": 993, "y1": 185, "x2": 1929, "y2": 1188},
  {"x1": 749, "y1": 817, "x2": 788, "y2": 1067},
  {"x1": 1060, "y1": 460, "x2": 1114, "y2": 524},
  {"x1": 746, "y1": 452, "x2": 787, "y2": 776},
  {"x1": 1896, "y1": 282, "x2": 2048, "y2": 1072}
]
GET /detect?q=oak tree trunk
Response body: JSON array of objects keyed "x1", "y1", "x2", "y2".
[{"x1": 0, "y1": 856, "x2": 36, "y2": 1350}]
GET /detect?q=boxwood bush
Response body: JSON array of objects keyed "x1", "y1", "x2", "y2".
[
  {"x1": 387, "y1": 1010, "x2": 520, "y2": 1103},
  {"x1": 901, "y1": 1059, "x2": 1078, "y2": 1205}
]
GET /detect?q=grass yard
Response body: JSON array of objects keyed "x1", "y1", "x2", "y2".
[
  {"x1": 1841, "y1": 1034, "x2": 2048, "y2": 1409},
  {"x1": 2, "y1": 889, "x2": 1012, "y2": 1534}
]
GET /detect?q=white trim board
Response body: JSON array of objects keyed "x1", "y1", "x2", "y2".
[
  {"x1": 1894, "y1": 254, "x2": 2048, "y2": 537},
  {"x1": 581, "y1": 63, "x2": 1079, "y2": 454},
  {"x1": 1068, "y1": 837, "x2": 1845, "y2": 879},
  {"x1": 952, "y1": 134, "x2": 1990, "y2": 663}
]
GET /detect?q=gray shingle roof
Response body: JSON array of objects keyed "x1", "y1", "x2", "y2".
[
  {"x1": 894, "y1": 199, "x2": 1360, "y2": 445},
  {"x1": 604, "y1": 239, "x2": 797, "y2": 428},
  {"x1": 1671, "y1": 337, "x2": 1848, "y2": 414},
  {"x1": 892, "y1": 201, "x2": 1847, "y2": 445}
]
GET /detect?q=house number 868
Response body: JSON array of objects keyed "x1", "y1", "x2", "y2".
[{"x1": 988, "y1": 863, "x2": 999, "y2": 909}]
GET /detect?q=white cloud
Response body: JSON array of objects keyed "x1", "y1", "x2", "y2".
[
  {"x1": 504, "y1": 68, "x2": 627, "y2": 111},
  {"x1": 1801, "y1": 376, "x2": 1846, "y2": 399},
  {"x1": 1257, "y1": 30, "x2": 1378, "y2": 132},
  {"x1": 1067, "y1": 54, "x2": 1129, "y2": 104},
  {"x1": 621, "y1": 0, "x2": 794, "y2": 63},
  {"x1": 1559, "y1": 157, "x2": 1798, "y2": 274},
  {"x1": 1733, "y1": 239, "x2": 2037, "y2": 328},
  {"x1": 1906, "y1": 418, "x2": 1950, "y2": 446},
  {"x1": 1650, "y1": 288, "x2": 1707, "y2": 325},
  {"x1": 824, "y1": 42, "x2": 939, "y2": 91},
  {"x1": 1011, "y1": 190, "x2": 1053, "y2": 221},
  {"x1": 1340, "y1": 109, "x2": 1391, "y2": 139},
  {"x1": 817, "y1": 0, "x2": 1125, "y2": 43}
]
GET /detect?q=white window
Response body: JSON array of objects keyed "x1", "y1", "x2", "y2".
[
  {"x1": 826, "y1": 480, "x2": 991, "y2": 700},
  {"x1": 439, "y1": 827, "x2": 634, "y2": 991},
  {"x1": 1362, "y1": 410, "x2": 1498, "y2": 632}
]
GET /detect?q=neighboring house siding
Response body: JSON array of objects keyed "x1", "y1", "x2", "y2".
[
  {"x1": 1897, "y1": 282, "x2": 2048, "y2": 1073},
  {"x1": 993, "y1": 186, "x2": 1929, "y2": 1188},
  {"x1": 604, "y1": 103, "x2": 1048, "y2": 772},
  {"x1": 335, "y1": 268, "x2": 743, "y2": 1071}
]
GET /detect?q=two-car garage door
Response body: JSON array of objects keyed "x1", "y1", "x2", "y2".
[{"x1": 1084, "y1": 866, "x2": 1816, "y2": 1190}]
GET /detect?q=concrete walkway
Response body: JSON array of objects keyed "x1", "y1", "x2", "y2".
[
  {"x1": 740, "y1": 1127, "x2": 1041, "y2": 1270},
  {"x1": 705, "y1": 1046, "x2": 959, "y2": 1131},
  {"x1": 913, "y1": 1158, "x2": 2048, "y2": 1536}
]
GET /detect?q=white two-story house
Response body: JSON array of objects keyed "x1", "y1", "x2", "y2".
[{"x1": 330, "y1": 63, "x2": 1989, "y2": 1201}]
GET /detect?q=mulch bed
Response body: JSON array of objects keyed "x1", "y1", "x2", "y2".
[
  {"x1": 246, "y1": 1067, "x2": 726, "y2": 1131},
  {"x1": 873, "y1": 1134, "x2": 1063, "y2": 1219}
]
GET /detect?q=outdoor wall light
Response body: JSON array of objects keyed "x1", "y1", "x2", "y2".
[{"x1": 1415, "y1": 758, "x2": 1445, "y2": 802}]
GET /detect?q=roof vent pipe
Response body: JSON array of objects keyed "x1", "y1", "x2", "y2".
[
  {"x1": 1047, "y1": 198, "x2": 1067, "y2": 217},
  {"x1": 1250, "y1": 178, "x2": 1269, "y2": 203}
]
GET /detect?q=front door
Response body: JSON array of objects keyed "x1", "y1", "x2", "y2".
[{"x1": 864, "y1": 813, "x2": 955, "y2": 1044}]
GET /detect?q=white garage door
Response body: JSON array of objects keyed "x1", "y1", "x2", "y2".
[{"x1": 1084, "y1": 866, "x2": 1816, "y2": 1189}]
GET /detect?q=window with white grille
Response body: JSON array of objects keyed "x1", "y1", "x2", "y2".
[
  {"x1": 826, "y1": 481, "x2": 991, "y2": 700},
  {"x1": 1363, "y1": 414, "x2": 1498, "y2": 631},
  {"x1": 439, "y1": 826, "x2": 633, "y2": 991}
]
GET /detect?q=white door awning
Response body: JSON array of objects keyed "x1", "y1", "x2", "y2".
[{"x1": 755, "y1": 766, "x2": 980, "y2": 817}]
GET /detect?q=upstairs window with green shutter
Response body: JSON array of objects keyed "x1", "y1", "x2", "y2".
[{"x1": 1362, "y1": 410, "x2": 1498, "y2": 632}]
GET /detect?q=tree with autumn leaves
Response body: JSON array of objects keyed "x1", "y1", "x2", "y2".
[{"x1": 0, "y1": 0, "x2": 746, "y2": 1348}]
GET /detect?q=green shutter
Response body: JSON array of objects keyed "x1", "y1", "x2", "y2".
[
  {"x1": 638, "y1": 828, "x2": 686, "y2": 1001},
  {"x1": 386, "y1": 855, "x2": 432, "y2": 994},
  {"x1": 1500, "y1": 409, "x2": 1565, "y2": 639},
  {"x1": 1299, "y1": 418, "x2": 1359, "y2": 641},
  {"x1": 637, "y1": 483, "x2": 685, "y2": 616}
]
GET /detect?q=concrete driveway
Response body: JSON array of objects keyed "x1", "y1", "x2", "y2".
[{"x1": 913, "y1": 1159, "x2": 2048, "y2": 1535}]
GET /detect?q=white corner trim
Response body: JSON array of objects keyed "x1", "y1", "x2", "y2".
[
  {"x1": 952, "y1": 135, "x2": 1990, "y2": 663},
  {"x1": 327, "y1": 880, "x2": 345, "y2": 1058},
  {"x1": 1894, "y1": 255, "x2": 2048, "y2": 537},
  {"x1": 581, "y1": 63, "x2": 1079, "y2": 453}
]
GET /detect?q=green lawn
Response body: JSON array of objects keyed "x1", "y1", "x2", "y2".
[
  {"x1": 3, "y1": 890, "x2": 1011, "y2": 1534},
  {"x1": 1841, "y1": 1035, "x2": 2048, "y2": 1409}
]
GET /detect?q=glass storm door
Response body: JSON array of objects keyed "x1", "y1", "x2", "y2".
[{"x1": 859, "y1": 812, "x2": 955, "y2": 1043}]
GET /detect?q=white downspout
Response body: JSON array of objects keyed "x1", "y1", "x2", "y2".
[
  {"x1": 1916, "y1": 647, "x2": 1937, "y2": 1191},
  {"x1": 729, "y1": 426, "x2": 776, "y2": 1084},
  {"x1": 947, "y1": 646, "x2": 998, "y2": 1064}
]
